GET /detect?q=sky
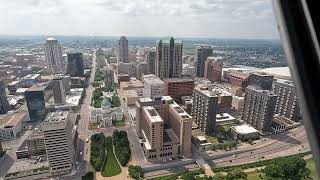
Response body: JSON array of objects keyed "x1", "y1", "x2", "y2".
[{"x1": 0, "y1": 0, "x2": 279, "y2": 39}]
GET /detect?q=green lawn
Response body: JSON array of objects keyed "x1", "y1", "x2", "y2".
[
  {"x1": 101, "y1": 137, "x2": 122, "y2": 177},
  {"x1": 307, "y1": 159, "x2": 319, "y2": 180},
  {"x1": 247, "y1": 171, "x2": 264, "y2": 180}
]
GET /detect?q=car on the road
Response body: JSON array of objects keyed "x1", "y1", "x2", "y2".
[{"x1": 233, "y1": 154, "x2": 237, "y2": 158}]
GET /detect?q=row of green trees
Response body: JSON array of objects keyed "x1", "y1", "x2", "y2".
[
  {"x1": 94, "y1": 68, "x2": 104, "y2": 82},
  {"x1": 264, "y1": 156, "x2": 310, "y2": 179},
  {"x1": 92, "y1": 88, "x2": 103, "y2": 108},
  {"x1": 81, "y1": 171, "x2": 94, "y2": 180},
  {"x1": 108, "y1": 94, "x2": 121, "y2": 107},
  {"x1": 112, "y1": 130, "x2": 131, "y2": 166},
  {"x1": 90, "y1": 133, "x2": 106, "y2": 171},
  {"x1": 128, "y1": 165, "x2": 142, "y2": 179},
  {"x1": 210, "y1": 141, "x2": 237, "y2": 151},
  {"x1": 79, "y1": 88, "x2": 86, "y2": 105}
]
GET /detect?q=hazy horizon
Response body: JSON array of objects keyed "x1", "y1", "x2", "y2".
[{"x1": 0, "y1": 0, "x2": 279, "y2": 39}]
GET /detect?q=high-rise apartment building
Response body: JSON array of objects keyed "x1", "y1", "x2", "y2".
[
  {"x1": 143, "y1": 74, "x2": 164, "y2": 100},
  {"x1": 147, "y1": 50, "x2": 156, "y2": 74},
  {"x1": 192, "y1": 85, "x2": 219, "y2": 135},
  {"x1": 67, "y1": 52, "x2": 84, "y2": 77},
  {"x1": 52, "y1": 76, "x2": 66, "y2": 105},
  {"x1": 248, "y1": 72, "x2": 274, "y2": 90},
  {"x1": 0, "y1": 80, "x2": 9, "y2": 114},
  {"x1": 136, "y1": 96, "x2": 192, "y2": 162},
  {"x1": 25, "y1": 84, "x2": 47, "y2": 122},
  {"x1": 118, "y1": 36, "x2": 129, "y2": 63},
  {"x1": 163, "y1": 78, "x2": 194, "y2": 104},
  {"x1": 272, "y1": 79, "x2": 300, "y2": 121},
  {"x1": 204, "y1": 57, "x2": 223, "y2": 82},
  {"x1": 44, "y1": 38, "x2": 64, "y2": 74},
  {"x1": 155, "y1": 37, "x2": 183, "y2": 79},
  {"x1": 42, "y1": 111, "x2": 76, "y2": 176},
  {"x1": 196, "y1": 45, "x2": 213, "y2": 77},
  {"x1": 241, "y1": 86, "x2": 277, "y2": 133}
]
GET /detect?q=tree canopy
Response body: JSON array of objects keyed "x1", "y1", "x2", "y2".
[{"x1": 264, "y1": 156, "x2": 310, "y2": 179}]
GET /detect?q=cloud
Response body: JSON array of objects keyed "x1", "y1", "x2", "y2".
[{"x1": 0, "y1": 0, "x2": 278, "y2": 39}]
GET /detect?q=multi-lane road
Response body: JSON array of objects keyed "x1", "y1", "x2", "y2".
[
  {"x1": 205, "y1": 126, "x2": 310, "y2": 168},
  {"x1": 77, "y1": 53, "x2": 97, "y2": 174}
]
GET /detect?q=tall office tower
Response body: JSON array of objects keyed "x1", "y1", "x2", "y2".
[
  {"x1": 136, "y1": 62, "x2": 148, "y2": 78},
  {"x1": 273, "y1": 79, "x2": 300, "y2": 121},
  {"x1": 192, "y1": 85, "x2": 219, "y2": 135},
  {"x1": 155, "y1": 37, "x2": 183, "y2": 79},
  {"x1": 248, "y1": 72, "x2": 274, "y2": 90},
  {"x1": 196, "y1": 45, "x2": 213, "y2": 77},
  {"x1": 44, "y1": 38, "x2": 64, "y2": 74},
  {"x1": 143, "y1": 74, "x2": 165, "y2": 100},
  {"x1": 118, "y1": 36, "x2": 129, "y2": 63},
  {"x1": 147, "y1": 50, "x2": 156, "y2": 74},
  {"x1": 62, "y1": 75, "x2": 71, "y2": 94},
  {"x1": 204, "y1": 57, "x2": 223, "y2": 82},
  {"x1": 136, "y1": 96, "x2": 192, "y2": 162},
  {"x1": 241, "y1": 86, "x2": 278, "y2": 133},
  {"x1": 25, "y1": 85, "x2": 47, "y2": 122},
  {"x1": 52, "y1": 76, "x2": 66, "y2": 105},
  {"x1": 163, "y1": 78, "x2": 194, "y2": 104},
  {"x1": 67, "y1": 52, "x2": 84, "y2": 77},
  {"x1": 0, "y1": 80, "x2": 9, "y2": 114},
  {"x1": 42, "y1": 111, "x2": 76, "y2": 176}
]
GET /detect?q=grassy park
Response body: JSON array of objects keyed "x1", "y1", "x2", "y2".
[{"x1": 101, "y1": 136, "x2": 122, "y2": 177}]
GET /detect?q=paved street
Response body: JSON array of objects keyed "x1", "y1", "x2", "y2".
[{"x1": 206, "y1": 126, "x2": 310, "y2": 168}]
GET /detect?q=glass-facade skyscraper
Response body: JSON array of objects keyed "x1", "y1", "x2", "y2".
[
  {"x1": 25, "y1": 85, "x2": 46, "y2": 122},
  {"x1": 67, "y1": 52, "x2": 84, "y2": 77}
]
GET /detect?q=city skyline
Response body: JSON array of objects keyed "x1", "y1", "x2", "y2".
[{"x1": 0, "y1": 0, "x2": 279, "y2": 39}]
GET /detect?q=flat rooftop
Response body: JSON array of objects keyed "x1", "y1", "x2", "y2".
[
  {"x1": 121, "y1": 79, "x2": 144, "y2": 88},
  {"x1": 22, "y1": 74, "x2": 40, "y2": 80},
  {"x1": 259, "y1": 66, "x2": 291, "y2": 80},
  {"x1": 216, "y1": 113, "x2": 236, "y2": 121},
  {"x1": 161, "y1": 96, "x2": 173, "y2": 101},
  {"x1": 170, "y1": 103, "x2": 191, "y2": 119},
  {"x1": 16, "y1": 88, "x2": 29, "y2": 94},
  {"x1": 143, "y1": 106, "x2": 163, "y2": 123},
  {"x1": 275, "y1": 78, "x2": 294, "y2": 86},
  {"x1": 6, "y1": 159, "x2": 49, "y2": 174},
  {"x1": 232, "y1": 124, "x2": 258, "y2": 134},
  {"x1": 44, "y1": 111, "x2": 69, "y2": 123},
  {"x1": 195, "y1": 85, "x2": 218, "y2": 97},
  {"x1": 143, "y1": 75, "x2": 164, "y2": 85},
  {"x1": 124, "y1": 89, "x2": 138, "y2": 97},
  {"x1": 139, "y1": 97, "x2": 153, "y2": 103},
  {"x1": 26, "y1": 83, "x2": 47, "y2": 92},
  {"x1": 163, "y1": 78, "x2": 194, "y2": 83},
  {"x1": 0, "y1": 111, "x2": 27, "y2": 127},
  {"x1": 247, "y1": 85, "x2": 277, "y2": 96}
]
